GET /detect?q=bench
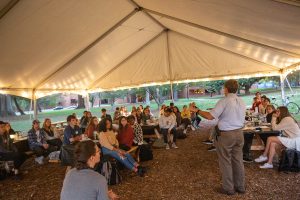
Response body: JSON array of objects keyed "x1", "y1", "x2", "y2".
[
  {"x1": 126, "y1": 146, "x2": 140, "y2": 162},
  {"x1": 52, "y1": 121, "x2": 67, "y2": 128}
]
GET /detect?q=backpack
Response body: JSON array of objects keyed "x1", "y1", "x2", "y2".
[
  {"x1": 139, "y1": 144, "x2": 153, "y2": 162},
  {"x1": 278, "y1": 149, "x2": 300, "y2": 172},
  {"x1": 176, "y1": 128, "x2": 187, "y2": 139},
  {"x1": 60, "y1": 144, "x2": 75, "y2": 166},
  {"x1": 98, "y1": 160, "x2": 122, "y2": 185}
]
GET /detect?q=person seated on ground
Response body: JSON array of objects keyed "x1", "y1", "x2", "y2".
[
  {"x1": 0, "y1": 121, "x2": 27, "y2": 179},
  {"x1": 145, "y1": 105, "x2": 154, "y2": 117},
  {"x1": 181, "y1": 105, "x2": 193, "y2": 132},
  {"x1": 28, "y1": 120, "x2": 57, "y2": 164},
  {"x1": 101, "y1": 108, "x2": 112, "y2": 121},
  {"x1": 266, "y1": 104, "x2": 276, "y2": 123},
  {"x1": 61, "y1": 140, "x2": 118, "y2": 200},
  {"x1": 160, "y1": 104, "x2": 166, "y2": 116},
  {"x1": 41, "y1": 118, "x2": 62, "y2": 149},
  {"x1": 63, "y1": 115, "x2": 82, "y2": 145},
  {"x1": 85, "y1": 117, "x2": 99, "y2": 140},
  {"x1": 172, "y1": 106, "x2": 182, "y2": 128},
  {"x1": 113, "y1": 107, "x2": 121, "y2": 123},
  {"x1": 5, "y1": 122, "x2": 15, "y2": 136},
  {"x1": 117, "y1": 116, "x2": 134, "y2": 151},
  {"x1": 99, "y1": 119, "x2": 145, "y2": 176},
  {"x1": 255, "y1": 106, "x2": 300, "y2": 169},
  {"x1": 190, "y1": 102, "x2": 201, "y2": 129},
  {"x1": 159, "y1": 108, "x2": 178, "y2": 150},
  {"x1": 141, "y1": 107, "x2": 153, "y2": 124},
  {"x1": 127, "y1": 115, "x2": 143, "y2": 146}
]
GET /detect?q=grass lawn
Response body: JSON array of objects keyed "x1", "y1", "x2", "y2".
[{"x1": 4, "y1": 88, "x2": 300, "y2": 132}]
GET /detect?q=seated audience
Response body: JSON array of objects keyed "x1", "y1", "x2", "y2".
[
  {"x1": 172, "y1": 106, "x2": 181, "y2": 128},
  {"x1": 141, "y1": 107, "x2": 153, "y2": 124},
  {"x1": 113, "y1": 107, "x2": 121, "y2": 123},
  {"x1": 127, "y1": 115, "x2": 143, "y2": 146},
  {"x1": 0, "y1": 121, "x2": 27, "y2": 179},
  {"x1": 85, "y1": 117, "x2": 99, "y2": 140},
  {"x1": 266, "y1": 104, "x2": 276, "y2": 123},
  {"x1": 251, "y1": 97, "x2": 261, "y2": 112},
  {"x1": 117, "y1": 116, "x2": 134, "y2": 151},
  {"x1": 181, "y1": 105, "x2": 193, "y2": 133},
  {"x1": 190, "y1": 102, "x2": 201, "y2": 129},
  {"x1": 159, "y1": 108, "x2": 178, "y2": 150},
  {"x1": 79, "y1": 111, "x2": 90, "y2": 133},
  {"x1": 99, "y1": 119, "x2": 145, "y2": 176},
  {"x1": 5, "y1": 122, "x2": 15, "y2": 136},
  {"x1": 259, "y1": 97, "x2": 270, "y2": 114},
  {"x1": 136, "y1": 108, "x2": 142, "y2": 124},
  {"x1": 41, "y1": 118, "x2": 62, "y2": 149},
  {"x1": 61, "y1": 140, "x2": 118, "y2": 200},
  {"x1": 131, "y1": 106, "x2": 137, "y2": 113},
  {"x1": 101, "y1": 108, "x2": 112, "y2": 121},
  {"x1": 160, "y1": 104, "x2": 166, "y2": 116},
  {"x1": 255, "y1": 106, "x2": 300, "y2": 169},
  {"x1": 63, "y1": 115, "x2": 82, "y2": 145},
  {"x1": 28, "y1": 120, "x2": 56, "y2": 164}
]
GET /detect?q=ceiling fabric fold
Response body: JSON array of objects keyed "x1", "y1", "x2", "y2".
[{"x1": 0, "y1": 0, "x2": 299, "y2": 98}]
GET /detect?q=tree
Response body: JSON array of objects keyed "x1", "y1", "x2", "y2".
[
  {"x1": 100, "y1": 90, "x2": 128, "y2": 110},
  {"x1": 204, "y1": 80, "x2": 225, "y2": 95},
  {"x1": 0, "y1": 94, "x2": 16, "y2": 117},
  {"x1": 238, "y1": 78, "x2": 261, "y2": 95},
  {"x1": 13, "y1": 96, "x2": 25, "y2": 115}
]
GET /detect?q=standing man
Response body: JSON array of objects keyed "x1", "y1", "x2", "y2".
[{"x1": 191, "y1": 79, "x2": 246, "y2": 195}]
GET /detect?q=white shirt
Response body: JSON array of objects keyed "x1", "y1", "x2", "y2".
[
  {"x1": 210, "y1": 93, "x2": 246, "y2": 131},
  {"x1": 159, "y1": 115, "x2": 176, "y2": 130},
  {"x1": 272, "y1": 116, "x2": 300, "y2": 138}
]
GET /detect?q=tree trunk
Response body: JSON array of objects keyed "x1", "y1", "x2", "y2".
[
  {"x1": 245, "y1": 85, "x2": 251, "y2": 95},
  {"x1": 0, "y1": 94, "x2": 16, "y2": 117},
  {"x1": 186, "y1": 84, "x2": 189, "y2": 99},
  {"x1": 13, "y1": 96, "x2": 25, "y2": 115},
  {"x1": 77, "y1": 95, "x2": 85, "y2": 109}
]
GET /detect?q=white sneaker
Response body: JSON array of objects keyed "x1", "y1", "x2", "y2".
[
  {"x1": 191, "y1": 126, "x2": 195, "y2": 131},
  {"x1": 254, "y1": 155, "x2": 268, "y2": 163},
  {"x1": 172, "y1": 143, "x2": 178, "y2": 149},
  {"x1": 166, "y1": 144, "x2": 170, "y2": 150},
  {"x1": 259, "y1": 163, "x2": 273, "y2": 169},
  {"x1": 35, "y1": 156, "x2": 44, "y2": 165}
]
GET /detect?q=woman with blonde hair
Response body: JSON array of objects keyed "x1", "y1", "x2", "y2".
[{"x1": 42, "y1": 118, "x2": 62, "y2": 149}]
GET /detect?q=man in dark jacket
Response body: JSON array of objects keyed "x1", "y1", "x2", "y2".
[{"x1": 63, "y1": 115, "x2": 82, "y2": 145}]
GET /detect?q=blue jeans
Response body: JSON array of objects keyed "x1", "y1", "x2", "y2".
[{"x1": 101, "y1": 147, "x2": 137, "y2": 171}]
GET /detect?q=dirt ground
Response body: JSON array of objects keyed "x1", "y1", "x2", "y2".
[{"x1": 1, "y1": 129, "x2": 300, "y2": 200}]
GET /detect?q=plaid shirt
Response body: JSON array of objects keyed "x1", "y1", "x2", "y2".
[{"x1": 28, "y1": 128, "x2": 46, "y2": 149}]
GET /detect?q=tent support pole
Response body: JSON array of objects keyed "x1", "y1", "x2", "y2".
[
  {"x1": 279, "y1": 73, "x2": 287, "y2": 106},
  {"x1": 84, "y1": 92, "x2": 90, "y2": 111},
  {"x1": 0, "y1": 0, "x2": 19, "y2": 20},
  {"x1": 32, "y1": 90, "x2": 38, "y2": 120},
  {"x1": 166, "y1": 30, "x2": 174, "y2": 102}
]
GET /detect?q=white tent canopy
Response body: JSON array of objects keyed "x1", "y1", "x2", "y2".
[{"x1": 0, "y1": 0, "x2": 300, "y2": 99}]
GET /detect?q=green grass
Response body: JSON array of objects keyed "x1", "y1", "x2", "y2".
[{"x1": 5, "y1": 88, "x2": 300, "y2": 132}]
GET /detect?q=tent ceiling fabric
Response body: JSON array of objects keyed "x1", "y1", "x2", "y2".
[{"x1": 0, "y1": 0, "x2": 299, "y2": 98}]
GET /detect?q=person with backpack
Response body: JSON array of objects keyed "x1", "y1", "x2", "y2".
[
  {"x1": 99, "y1": 118, "x2": 145, "y2": 177},
  {"x1": 255, "y1": 106, "x2": 300, "y2": 169},
  {"x1": 61, "y1": 140, "x2": 118, "y2": 200}
]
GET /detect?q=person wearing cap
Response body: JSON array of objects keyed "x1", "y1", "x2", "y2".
[
  {"x1": 190, "y1": 79, "x2": 246, "y2": 195},
  {"x1": 0, "y1": 121, "x2": 27, "y2": 179},
  {"x1": 63, "y1": 115, "x2": 82, "y2": 145},
  {"x1": 28, "y1": 120, "x2": 56, "y2": 164}
]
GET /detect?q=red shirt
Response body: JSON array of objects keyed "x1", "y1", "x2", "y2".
[{"x1": 117, "y1": 125, "x2": 134, "y2": 148}]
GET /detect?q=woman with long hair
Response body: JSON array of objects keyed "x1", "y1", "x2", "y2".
[
  {"x1": 99, "y1": 119, "x2": 145, "y2": 176},
  {"x1": 61, "y1": 140, "x2": 118, "y2": 200},
  {"x1": 117, "y1": 116, "x2": 134, "y2": 151},
  {"x1": 255, "y1": 106, "x2": 300, "y2": 169},
  {"x1": 42, "y1": 118, "x2": 62, "y2": 149},
  {"x1": 85, "y1": 116, "x2": 99, "y2": 140}
]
